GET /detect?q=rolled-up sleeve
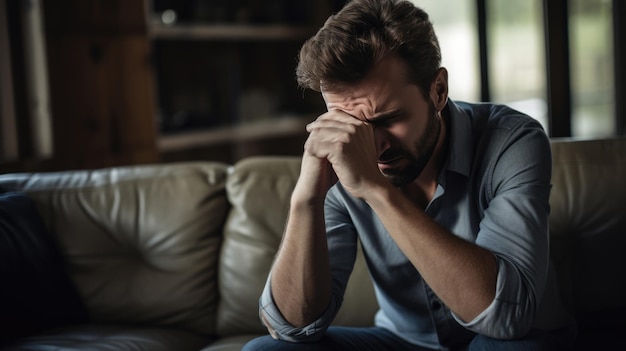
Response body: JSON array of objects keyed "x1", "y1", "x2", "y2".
[
  {"x1": 258, "y1": 186, "x2": 359, "y2": 342},
  {"x1": 259, "y1": 273, "x2": 342, "y2": 342},
  {"x1": 453, "y1": 121, "x2": 552, "y2": 339}
]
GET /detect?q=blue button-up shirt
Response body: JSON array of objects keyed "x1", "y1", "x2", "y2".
[{"x1": 260, "y1": 100, "x2": 567, "y2": 349}]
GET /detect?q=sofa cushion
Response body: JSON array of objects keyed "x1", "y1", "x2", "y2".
[
  {"x1": 217, "y1": 156, "x2": 377, "y2": 337},
  {"x1": 198, "y1": 334, "x2": 260, "y2": 351},
  {"x1": 548, "y1": 138, "x2": 626, "y2": 331},
  {"x1": 0, "y1": 324, "x2": 212, "y2": 351},
  {"x1": 0, "y1": 192, "x2": 88, "y2": 342},
  {"x1": 0, "y1": 162, "x2": 230, "y2": 336}
]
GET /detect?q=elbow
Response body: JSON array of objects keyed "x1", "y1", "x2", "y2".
[
  {"x1": 260, "y1": 310, "x2": 328, "y2": 342},
  {"x1": 259, "y1": 297, "x2": 338, "y2": 343},
  {"x1": 490, "y1": 313, "x2": 535, "y2": 340},
  {"x1": 470, "y1": 255, "x2": 544, "y2": 340},
  {"x1": 459, "y1": 298, "x2": 536, "y2": 340}
]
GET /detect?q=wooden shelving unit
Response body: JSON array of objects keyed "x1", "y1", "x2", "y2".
[
  {"x1": 146, "y1": 1, "x2": 338, "y2": 164},
  {"x1": 158, "y1": 114, "x2": 312, "y2": 152},
  {"x1": 1, "y1": 0, "x2": 343, "y2": 172},
  {"x1": 149, "y1": 23, "x2": 315, "y2": 41}
]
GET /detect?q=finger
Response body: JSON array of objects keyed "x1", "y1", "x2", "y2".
[
  {"x1": 306, "y1": 119, "x2": 360, "y2": 135},
  {"x1": 319, "y1": 110, "x2": 365, "y2": 124},
  {"x1": 306, "y1": 112, "x2": 371, "y2": 134}
]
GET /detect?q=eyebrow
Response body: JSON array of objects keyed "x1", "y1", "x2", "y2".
[{"x1": 365, "y1": 110, "x2": 403, "y2": 125}]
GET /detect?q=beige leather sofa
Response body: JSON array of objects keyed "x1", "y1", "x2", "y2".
[{"x1": 0, "y1": 137, "x2": 624, "y2": 350}]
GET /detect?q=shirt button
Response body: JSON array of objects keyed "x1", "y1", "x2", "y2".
[{"x1": 432, "y1": 301, "x2": 442, "y2": 310}]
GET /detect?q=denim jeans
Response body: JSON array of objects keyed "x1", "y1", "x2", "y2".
[{"x1": 241, "y1": 326, "x2": 576, "y2": 351}]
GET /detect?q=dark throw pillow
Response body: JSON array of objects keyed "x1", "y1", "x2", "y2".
[{"x1": 0, "y1": 192, "x2": 88, "y2": 343}]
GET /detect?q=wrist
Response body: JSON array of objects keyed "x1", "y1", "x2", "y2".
[
  {"x1": 362, "y1": 181, "x2": 399, "y2": 208},
  {"x1": 291, "y1": 180, "x2": 327, "y2": 208}
]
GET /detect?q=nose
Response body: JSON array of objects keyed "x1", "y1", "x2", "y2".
[{"x1": 373, "y1": 126, "x2": 391, "y2": 158}]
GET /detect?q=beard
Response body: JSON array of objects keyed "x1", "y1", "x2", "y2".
[{"x1": 378, "y1": 104, "x2": 441, "y2": 187}]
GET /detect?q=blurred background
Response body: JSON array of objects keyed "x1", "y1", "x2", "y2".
[{"x1": 1, "y1": 0, "x2": 624, "y2": 173}]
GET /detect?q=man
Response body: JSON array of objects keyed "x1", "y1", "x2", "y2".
[{"x1": 243, "y1": 0, "x2": 574, "y2": 350}]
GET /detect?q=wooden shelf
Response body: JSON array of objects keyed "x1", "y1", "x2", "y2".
[
  {"x1": 146, "y1": 0, "x2": 336, "y2": 163},
  {"x1": 158, "y1": 115, "x2": 314, "y2": 151},
  {"x1": 149, "y1": 23, "x2": 315, "y2": 41}
]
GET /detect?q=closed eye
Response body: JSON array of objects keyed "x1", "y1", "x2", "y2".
[{"x1": 367, "y1": 112, "x2": 403, "y2": 128}]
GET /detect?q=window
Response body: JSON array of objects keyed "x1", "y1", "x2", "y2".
[
  {"x1": 488, "y1": 0, "x2": 548, "y2": 132},
  {"x1": 411, "y1": 0, "x2": 621, "y2": 138},
  {"x1": 570, "y1": 0, "x2": 615, "y2": 137},
  {"x1": 417, "y1": 0, "x2": 480, "y2": 103}
]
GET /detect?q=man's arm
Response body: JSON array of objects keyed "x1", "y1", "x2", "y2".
[
  {"x1": 304, "y1": 111, "x2": 498, "y2": 323},
  {"x1": 362, "y1": 184, "x2": 498, "y2": 322},
  {"x1": 267, "y1": 154, "x2": 334, "y2": 328},
  {"x1": 268, "y1": 107, "x2": 386, "y2": 327},
  {"x1": 312, "y1": 111, "x2": 552, "y2": 339},
  {"x1": 262, "y1": 110, "x2": 367, "y2": 339}
]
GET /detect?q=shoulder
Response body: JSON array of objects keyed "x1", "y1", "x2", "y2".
[
  {"x1": 453, "y1": 100, "x2": 546, "y2": 137},
  {"x1": 451, "y1": 101, "x2": 552, "y2": 190},
  {"x1": 451, "y1": 101, "x2": 548, "y2": 156}
]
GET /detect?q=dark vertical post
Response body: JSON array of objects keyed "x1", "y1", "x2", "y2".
[
  {"x1": 477, "y1": 0, "x2": 490, "y2": 102},
  {"x1": 543, "y1": 0, "x2": 572, "y2": 137},
  {"x1": 613, "y1": 0, "x2": 625, "y2": 136}
]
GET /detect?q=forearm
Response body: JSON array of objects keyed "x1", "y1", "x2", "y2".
[
  {"x1": 270, "y1": 192, "x2": 332, "y2": 327},
  {"x1": 366, "y1": 184, "x2": 497, "y2": 322}
]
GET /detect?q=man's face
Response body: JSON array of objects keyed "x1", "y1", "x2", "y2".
[{"x1": 322, "y1": 55, "x2": 442, "y2": 187}]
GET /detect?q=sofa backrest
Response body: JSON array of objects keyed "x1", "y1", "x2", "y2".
[
  {"x1": 1, "y1": 137, "x2": 624, "y2": 338},
  {"x1": 0, "y1": 162, "x2": 230, "y2": 336},
  {"x1": 548, "y1": 138, "x2": 626, "y2": 323}
]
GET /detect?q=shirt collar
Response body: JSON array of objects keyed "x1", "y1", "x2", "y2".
[{"x1": 442, "y1": 100, "x2": 473, "y2": 178}]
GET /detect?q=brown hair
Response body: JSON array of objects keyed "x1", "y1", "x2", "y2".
[{"x1": 296, "y1": 0, "x2": 441, "y2": 96}]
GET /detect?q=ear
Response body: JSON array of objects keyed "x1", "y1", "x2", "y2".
[{"x1": 429, "y1": 67, "x2": 448, "y2": 112}]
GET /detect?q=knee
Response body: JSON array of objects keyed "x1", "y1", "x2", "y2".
[
  {"x1": 468, "y1": 334, "x2": 499, "y2": 350},
  {"x1": 468, "y1": 333, "x2": 550, "y2": 351},
  {"x1": 242, "y1": 335, "x2": 280, "y2": 351}
]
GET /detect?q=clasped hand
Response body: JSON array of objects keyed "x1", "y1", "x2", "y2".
[{"x1": 299, "y1": 110, "x2": 387, "y2": 200}]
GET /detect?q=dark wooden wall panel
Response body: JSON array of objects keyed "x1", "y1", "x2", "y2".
[{"x1": 42, "y1": 0, "x2": 157, "y2": 170}]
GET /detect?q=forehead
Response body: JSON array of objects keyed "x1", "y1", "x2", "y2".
[
  {"x1": 322, "y1": 56, "x2": 418, "y2": 116},
  {"x1": 325, "y1": 55, "x2": 411, "y2": 94}
]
